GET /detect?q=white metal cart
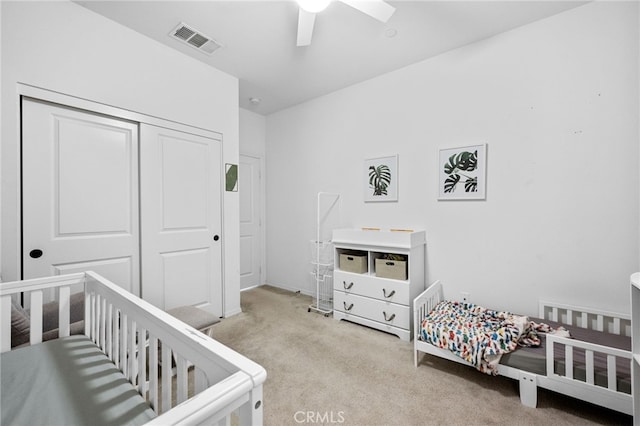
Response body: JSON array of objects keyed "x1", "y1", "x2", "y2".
[{"x1": 308, "y1": 192, "x2": 340, "y2": 316}]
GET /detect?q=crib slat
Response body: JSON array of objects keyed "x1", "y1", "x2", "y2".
[
  {"x1": 586, "y1": 350, "x2": 595, "y2": 384},
  {"x1": 596, "y1": 314, "x2": 604, "y2": 332},
  {"x1": 565, "y1": 345, "x2": 573, "y2": 379},
  {"x1": 121, "y1": 314, "x2": 128, "y2": 376},
  {"x1": 194, "y1": 367, "x2": 208, "y2": 394},
  {"x1": 613, "y1": 317, "x2": 621, "y2": 335},
  {"x1": 162, "y1": 343, "x2": 173, "y2": 413},
  {"x1": 551, "y1": 307, "x2": 558, "y2": 322},
  {"x1": 607, "y1": 354, "x2": 617, "y2": 390},
  {"x1": 176, "y1": 354, "x2": 188, "y2": 405},
  {"x1": 566, "y1": 309, "x2": 573, "y2": 326},
  {"x1": 137, "y1": 327, "x2": 147, "y2": 394},
  {"x1": 91, "y1": 293, "x2": 98, "y2": 343},
  {"x1": 106, "y1": 303, "x2": 113, "y2": 360},
  {"x1": 58, "y1": 286, "x2": 71, "y2": 338},
  {"x1": 84, "y1": 292, "x2": 91, "y2": 337},
  {"x1": 129, "y1": 319, "x2": 137, "y2": 382},
  {"x1": 149, "y1": 336, "x2": 159, "y2": 412},
  {"x1": 100, "y1": 296, "x2": 107, "y2": 350},
  {"x1": 113, "y1": 309, "x2": 121, "y2": 367},
  {"x1": 30, "y1": 290, "x2": 43, "y2": 345},
  {"x1": 581, "y1": 312, "x2": 588, "y2": 328},
  {"x1": 1, "y1": 296, "x2": 11, "y2": 352}
]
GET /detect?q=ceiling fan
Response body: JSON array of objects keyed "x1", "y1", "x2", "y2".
[{"x1": 296, "y1": 0, "x2": 396, "y2": 46}]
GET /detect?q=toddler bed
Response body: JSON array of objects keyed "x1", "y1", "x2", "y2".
[
  {"x1": 1, "y1": 271, "x2": 267, "y2": 425},
  {"x1": 413, "y1": 280, "x2": 632, "y2": 415}
]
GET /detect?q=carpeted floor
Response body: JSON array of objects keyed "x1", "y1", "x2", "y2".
[{"x1": 210, "y1": 285, "x2": 631, "y2": 426}]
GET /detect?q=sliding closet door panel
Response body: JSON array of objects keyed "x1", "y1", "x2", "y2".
[
  {"x1": 22, "y1": 98, "x2": 140, "y2": 296},
  {"x1": 141, "y1": 124, "x2": 222, "y2": 315}
]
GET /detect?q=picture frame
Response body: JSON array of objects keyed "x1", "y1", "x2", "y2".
[
  {"x1": 364, "y1": 155, "x2": 398, "y2": 202},
  {"x1": 438, "y1": 144, "x2": 486, "y2": 200},
  {"x1": 225, "y1": 163, "x2": 238, "y2": 192}
]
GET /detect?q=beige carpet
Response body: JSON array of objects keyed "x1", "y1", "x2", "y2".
[{"x1": 210, "y1": 286, "x2": 631, "y2": 426}]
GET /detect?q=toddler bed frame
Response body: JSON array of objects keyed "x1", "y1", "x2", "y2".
[
  {"x1": 413, "y1": 280, "x2": 632, "y2": 415},
  {"x1": 1, "y1": 271, "x2": 267, "y2": 425}
]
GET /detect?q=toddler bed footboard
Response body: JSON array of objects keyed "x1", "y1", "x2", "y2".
[
  {"x1": 1, "y1": 271, "x2": 267, "y2": 425},
  {"x1": 413, "y1": 281, "x2": 632, "y2": 415}
]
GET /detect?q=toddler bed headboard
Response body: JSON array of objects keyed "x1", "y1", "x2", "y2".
[
  {"x1": 1, "y1": 271, "x2": 266, "y2": 425},
  {"x1": 538, "y1": 300, "x2": 631, "y2": 336}
]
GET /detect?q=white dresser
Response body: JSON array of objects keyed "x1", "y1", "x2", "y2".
[{"x1": 332, "y1": 229, "x2": 426, "y2": 341}]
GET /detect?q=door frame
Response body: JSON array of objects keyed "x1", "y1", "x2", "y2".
[
  {"x1": 7, "y1": 84, "x2": 227, "y2": 311},
  {"x1": 239, "y1": 152, "x2": 266, "y2": 291}
]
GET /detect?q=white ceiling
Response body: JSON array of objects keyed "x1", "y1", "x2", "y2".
[{"x1": 76, "y1": 1, "x2": 585, "y2": 115}]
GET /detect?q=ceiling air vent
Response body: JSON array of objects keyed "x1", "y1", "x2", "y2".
[{"x1": 170, "y1": 23, "x2": 222, "y2": 55}]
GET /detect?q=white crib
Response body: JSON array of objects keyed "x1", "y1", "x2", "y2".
[{"x1": 1, "y1": 271, "x2": 266, "y2": 425}]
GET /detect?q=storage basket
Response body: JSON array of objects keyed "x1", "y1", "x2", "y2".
[
  {"x1": 339, "y1": 252, "x2": 367, "y2": 274},
  {"x1": 375, "y1": 258, "x2": 407, "y2": 280}
]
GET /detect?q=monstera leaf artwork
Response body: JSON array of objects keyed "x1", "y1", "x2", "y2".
[
  {"x1": 364, "y1": 155, "x2": 398, "y2": 202},
  {"x1": 439, "y1": 144, "x2": 486, "y2": 200},
  {"x1": 368, "y1": 164, "x2": 391, "y2": 195},
  {"x1": 443, "y1": 150, "x2": 477, "y2": 194}
]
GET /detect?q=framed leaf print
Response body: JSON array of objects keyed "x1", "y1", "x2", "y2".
[
  {"x1": 438, "y1": 144, "x2": 486, "y2": 200},
  {"x1": 364, "y1": 155, "x2": 398, "y2": 202}
]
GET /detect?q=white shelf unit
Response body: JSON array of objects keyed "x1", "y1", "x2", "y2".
[
  {"x1": 332, "y1": 229, "x2": 426, "y2": 341},
  {"x1": 308, "y1": 193, "x2": 340, "y2": 316},
  {"x1": 631, "y1": 272, "x2": 640, "y2": 424}
]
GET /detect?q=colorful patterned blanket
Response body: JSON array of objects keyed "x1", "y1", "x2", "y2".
[{"x1": 420, "y1": 300, "x2": 554, "y2": 375}]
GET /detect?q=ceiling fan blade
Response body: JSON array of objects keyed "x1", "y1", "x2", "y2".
[
  {"x1": 296, "y1": 8, "x2": 316, "y2": 46},
  {"x1": 339, "y1": 0, "x2": 395, "y2": 23}
]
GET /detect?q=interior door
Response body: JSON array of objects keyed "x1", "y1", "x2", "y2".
[
  {"x1": 239, "y1": 155, "x2": 262, "y2": 290},
  {"x1": 140, "y1": 124, "x2": 223, "y2": 315},
  {"x1": 21, "y1": 98, "x2": 140, "y2": 295}
]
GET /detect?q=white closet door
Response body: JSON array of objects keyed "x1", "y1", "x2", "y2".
[
  {"x1": 22, "y1": 98, "x2": 140, "y2": 295},
  {"x1": 140, "y1": 124, "x2": 223, "y2": 315}
]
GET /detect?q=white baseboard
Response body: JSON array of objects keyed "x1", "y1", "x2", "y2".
[{"x1": 265, "y1": 282, "x2": 314, "y2": 297}]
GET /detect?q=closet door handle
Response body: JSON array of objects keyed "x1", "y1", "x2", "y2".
[
  {"x1": 343, "y1": 302, "x2": 354, "y2": 311},
  {"x1": 343, "y1": 281, "x2": 354, "y2": 290},
  {"x1": 383, "y1": 311, "x2": 396, "y2": 322},
  {"x1": 29, "y1": 249, "x2": 43, "y2": 259},
  {"x1": 382, "y1": 289, "x2": 395, "y2": 298}
]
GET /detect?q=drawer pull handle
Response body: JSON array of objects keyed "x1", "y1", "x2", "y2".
[
  {"x1": 344, "y1": 302, "x2": 354, "y2": 311},
  {"x1": 382, "y1": 289, "x2": 396, "y2": 298},
  {"x1": 383, "y1": 311, "x2": 396, "y2": 322},
  {"x1": 343, "y1": 281, "x2": 354, "y2": 290}
]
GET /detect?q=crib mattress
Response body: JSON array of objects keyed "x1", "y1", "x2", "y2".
[
  {"x1": 499, "y1": 318, "x2": 632, "y2": 394},
  {"x1": 1, "y1": 335, "x2": 156, "y2": 426}
]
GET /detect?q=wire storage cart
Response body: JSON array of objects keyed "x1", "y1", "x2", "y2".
[{"x1": 308, "y1": 192, "x2": 340, "y2": 316}]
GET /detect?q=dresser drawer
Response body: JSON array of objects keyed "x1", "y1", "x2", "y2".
[
  {"x1": 334, "y1": 271, "x2": 409, "y2": 305},
  {"x1": 334, "y1": 291, "x2": 409, "y2": 329}
]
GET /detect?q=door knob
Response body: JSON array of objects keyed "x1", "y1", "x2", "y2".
[
  {"x1": 213, "y1": 235, "x2": 220, "y2": 241},
  {"x1": 29, "y1": 249, "x2": 43, "y2": 259}
]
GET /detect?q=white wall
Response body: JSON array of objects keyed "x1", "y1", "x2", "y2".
[
  {"x1": 266, "y1": 1, "x2": 640, "y2": 315},
  {"x1": 1, "y1": 1, "x2": 242, "y2": 316},
  {"x1": 240, "y1": 108, "x2": 267, "y2": 158}
]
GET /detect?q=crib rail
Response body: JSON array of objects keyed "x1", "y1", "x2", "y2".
[
  {"x1": 1, "y1": 272, "x2": 266, "y2": 425},
  {"x1": 1, "y1": 273, "x2": 85, "y2": 351}
]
